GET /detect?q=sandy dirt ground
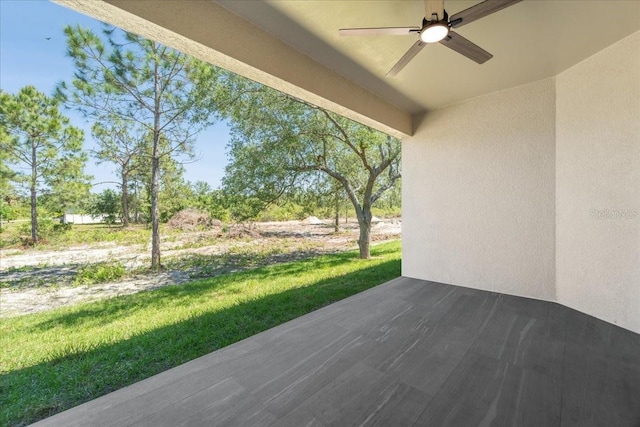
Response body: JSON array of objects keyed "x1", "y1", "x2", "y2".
[{"x1": 0, "y1": 219, "x2": 400, "y2": 318}]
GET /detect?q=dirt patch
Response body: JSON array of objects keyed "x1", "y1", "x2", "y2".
[
  {"x1": 0, "y1": 219, "x2": 401, "y2": 317},
  {"x1": 1, "y1": 271, "x2": 190, "y2": 317}
]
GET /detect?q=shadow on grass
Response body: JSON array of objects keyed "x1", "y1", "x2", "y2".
[
  {"x1": 165, "y1": 247, "x2": 353, "y2": 280},
  {"x1": 2, "y1": 250, "x2": 400, "y2": 426}
]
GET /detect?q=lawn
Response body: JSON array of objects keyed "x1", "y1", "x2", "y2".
[{"x1": 0, "y1": 240, "x2": 401, "y2": 426}]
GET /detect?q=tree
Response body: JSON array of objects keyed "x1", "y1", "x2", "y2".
[
  {"x1": 190, "y1": 180, "x2": 214, "y2": 212},
  {"x1": 91, "y1": 117, "x2": 145, "y2": 226},
  {"x1": 0, "y1": 86, "x2": 89, "y2": 243},
  {"x1": 0, "y1": 142, "x2": 18, "y2": 229},
  {"x1": 189, "y1": 182, "x2": 232, "y2": 222},
  {"x1": 295, "y1": 175, "x2": 351, "y2": 232},
  {"x1": 59, "y1": 25, "x2": 222, "y2": 269},
  {"x1": 128, "y1": 132, "x2": 193, "y2": 223},
  {"x1": 222, "y1": 80, "x2": 401, "y2": 259},
  {"x1": 89, "y1": 189, "x2": 121, "y2": 226}
]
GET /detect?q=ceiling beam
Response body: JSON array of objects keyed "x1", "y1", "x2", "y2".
[{"x1": 54, "y1": 0, "x2": 413, "y2": 137}]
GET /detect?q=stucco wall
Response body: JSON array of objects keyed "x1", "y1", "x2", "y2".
[
  {"x1": 403, "y1": 78, "x2": 557, "y2": 301},
  {"x1": 556, "y1": 31, "x2": 640, "y2": 332},
  {"x1": 403, "y1": 31, "x2": 640, "y2": 333}
]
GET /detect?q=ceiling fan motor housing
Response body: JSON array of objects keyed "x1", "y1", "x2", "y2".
[{"x1": 420, "y1": 11, "x2": 450, "y2": 43}]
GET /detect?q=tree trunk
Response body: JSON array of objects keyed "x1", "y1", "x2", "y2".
[
  {"x1": 121, "y1": 172, "x2": 130, "y2": 227},
  {"x1": 30, "y1": 141, "x2": 38, "y2": 244},
  {"x1": 357, "y1": 217, "x2": 371, "y2": 259},
  {"x1": 334, "y1": 189, "x2": 340, "y2": 233},
  {"x1": 30, "y1": 184, "x2": 38, "y2": 243},
  {"x1": 356, "y1": 205, "x2": 372, "y2": 259},
  {"x1": 132, "y1": 183, "x2": 139, "y2": 223},
  {"x1": 150, "y1": 152, "x2": 161, "y2": 269},
  {"x1": 150, "y1": 54, "x2": 162, "y2": 270}
]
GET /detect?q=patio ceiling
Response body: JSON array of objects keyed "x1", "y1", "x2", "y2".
[
  {"x1": 57, "y1": 0, "x2": 640, "y2": 136},
  {"x1": 221, "y1": 0, "x2": 640, "y2": 113}
]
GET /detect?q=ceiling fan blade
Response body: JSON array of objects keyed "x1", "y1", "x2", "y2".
[
  {"x1": 387, "y1": 40, "x2": 426, "y2": 77},
  {"x1": 424, "y1": 0, "x2": 445, "y2": 21},
  {"x1": 339, "y1": 27, "x2": 420, "y2": 36},
  {"x1": 439, "y1": 31, "x2": 493, "y2": 64},
  {"x1": 450, "y1": 0, "x2": 523, "y2": 28}
]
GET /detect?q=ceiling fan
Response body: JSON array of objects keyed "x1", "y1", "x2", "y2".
[{"x1": 339, "y1": 0, "x2": 523, "y2": 76}]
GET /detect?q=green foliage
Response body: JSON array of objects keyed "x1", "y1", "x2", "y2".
[
  {"x1": 188, "y1": 181, "x2": 229, "y2": 222},
  {"x1": 0, "y1": 241, "x2": 400, "y2": 426},
  {"x1": 88, "y1": 189, "x2": 121, "y2": 225},
  {"x1": 12, "y1": 216, "x2": 76, "y2": 246},
  {"x1": 0, "y1": 147, "x2": 20, "y2": 225},
  {"x1": 0, "y1": 86, "x2": 91, "y2": 243},
  {"x1": 17, "y1": 217, "x2": 54, "y2": 240},
  {"x1": 58, "y1": 24, "x2": 224, "y2": 269},
  {"x1": 371, "y1": 205, "x2": 402, "y2": 218},
  {"x1": 52, "y1": 222, "x2": 73, "y2": 233},
  {"x1": 0, "y1": 197, "x2": 21, "y2": 223},
  {"x1": 225, "y1": 193, "x2": 266, "y2": 223},
  {"x1": 219, "y1": 77, "x2": 401, "y2": 257},
  {"x1": 74, "y1": 261, "x2": 127, "y2": 286},
  {"x1": 259, "y1": 201, "x2": 306, "y2": 222},
  {"x1": 126, "y1": 133, "x2": 195, "y2": 223},
  {"x1": 91, "y1": 117, "x2": 147, "y2": 225},
  {"x1": 157, "y1": 163, "x2": 193, "y2": 223}
]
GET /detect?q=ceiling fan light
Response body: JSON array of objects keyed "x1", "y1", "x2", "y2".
[{"x1": 420, "y1": 23, "x2": 449, "y2": 43}]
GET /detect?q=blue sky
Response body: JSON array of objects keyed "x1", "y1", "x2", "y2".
[{"x1": 0, "y1": 0, "x2": 230, "y2": 190}]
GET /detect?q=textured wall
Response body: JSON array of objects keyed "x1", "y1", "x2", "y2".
[
  {"x1": 404, "y1": 31, "x2": 640, "y2": 333},
  {"x1": 556, "y1": 31, "x2": 640, "y2": 333},
  {"x1": 403, "y1": 78, "x2": 557, "y2": 301}
]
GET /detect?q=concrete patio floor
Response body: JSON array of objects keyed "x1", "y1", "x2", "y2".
[{"x1": 32, "y1": 277, "x2": 640, "y2": 426}]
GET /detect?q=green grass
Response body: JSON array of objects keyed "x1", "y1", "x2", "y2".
[
  {"x1": 0, "y1": 240, "x2": 401, "y2": 426},
  {"x1": 73, "y1": 261, "x2": 128, "y2": 286},
  {"x1": 0, "y1": 223, "x2": 151, "y2": 250}
]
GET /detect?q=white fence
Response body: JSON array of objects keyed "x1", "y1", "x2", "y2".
[{"x1": 62, "y1": 214, "x2": 109, "y2": 224}]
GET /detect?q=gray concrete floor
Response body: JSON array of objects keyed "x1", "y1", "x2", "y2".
[{"x1": 32, "y1": 277, "x2": 640, "y2": 426}]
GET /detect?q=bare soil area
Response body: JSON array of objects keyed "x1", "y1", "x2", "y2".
[{"x1": 0, "y1": 219, "x2": 400, "y2": 317}]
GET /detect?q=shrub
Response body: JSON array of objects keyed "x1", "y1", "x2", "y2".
[
  {"x1": 17, "y1": 217, "x2": 62, "y2": 242},
  {"x1": 53, "y1": 222, "x2": 73, "y2": 232},
  {"x1": 74, "y1": 261, "x2": 126, "y2": 286}
]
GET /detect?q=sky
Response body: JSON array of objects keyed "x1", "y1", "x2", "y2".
[{"x1": 0, "y1": 0, "x2": 230, "y2": 190}]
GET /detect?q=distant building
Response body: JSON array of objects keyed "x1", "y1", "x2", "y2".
[{"x1": 61, "y1": 213, "x2": 115, "y2": 224}]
